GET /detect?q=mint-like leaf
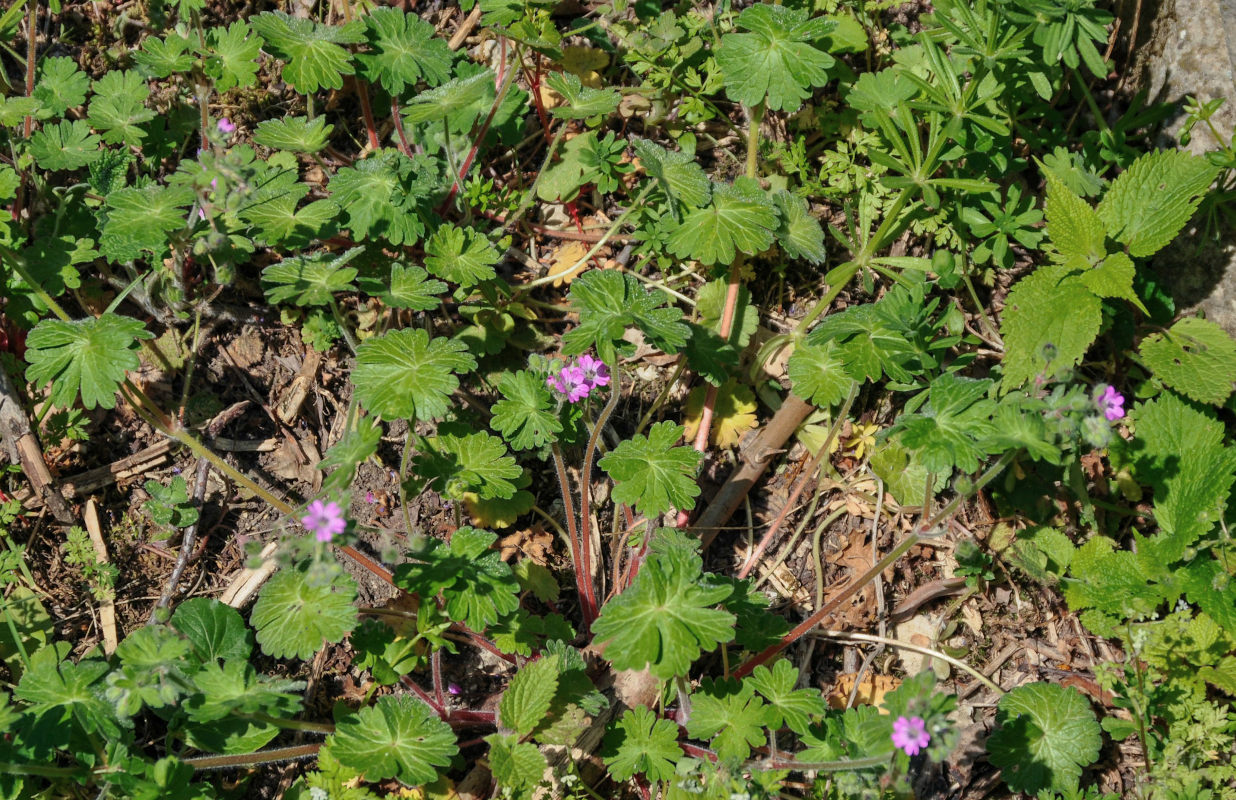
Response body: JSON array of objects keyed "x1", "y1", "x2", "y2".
[
  {"x1": 499, "y1": 654, "x2": 559, "y2": 736},
  {"x1": 329, "y1": 694, "x2": 458, "y2": 787},
  {"x1": 1095, "y1": 149, "x2": 1221, "y2": 258},
  {"x1": 986, "y1": 682, "x2": 1101, "y2": 796},
  {"x1": 352, "y1": 328, "x2": 476, "y2": 421},
  {"x1": 1139, "y1": 317, "x2": 1236, "y2": 406},
  {"x1": 599, "y1": 421, "x2": 703, "y2": 518},
  {"x1": 716, "y1": 4, "x2": 835, "y2": 111},
  {"x1": 487, "y1": 733, "x2": 548, "y2": 795},
  {"x1": 25, "y1": 314, "x2": 154, "y2": 410},
  {"x1": 591, "y1": 545, "x2": 735, "y2": 679},
  {"x1": 999, "y1": 265, "x2": 1102, "y2": 389}
]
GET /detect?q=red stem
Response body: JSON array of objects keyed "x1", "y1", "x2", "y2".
[
  {"x1": 391, "y1": 97, "x2": 414, "y2": 158},
  {"x1": 354, "y1": 77, "x2": 381, "y2": 151},
  {"x1": 440, "y1": 37, "x2": 514, "y2": 211}
]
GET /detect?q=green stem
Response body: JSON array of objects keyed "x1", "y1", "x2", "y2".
[
  {"x1": 746, "y1": 102, "x2": 764, "y2": 179},
  {"x1": 0, "y1": 761, "x2": 87, "y2": 779},
  {"x1": 762, "y1": 753, "x2": 892, "y2": 772},
  {"x1": 328, "y1": 296, "x2": 358, "y2": 355},
  {"x1": 237, "y1": 711, "x2": 335, "y2": 735},
  {"x1": 183, "y1": 744, "x2": 320, "y2": 771},
  {"x1": 1, "y1": 245, "x2": 72, "y2": 321}
]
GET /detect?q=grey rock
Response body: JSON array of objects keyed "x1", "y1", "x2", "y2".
[{"x1": 1123, "y1": 0, "x2": 1236, "y2": 332}]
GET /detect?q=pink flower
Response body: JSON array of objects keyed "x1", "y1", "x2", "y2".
[
  {"x1": 547, "y1": 365, "x2": 590, "y2": 403},
  {"x1": 302, "y1": 499, "x2": 346, "y2": 542},
  {"x1": 576, "y1": 354, "x2": 610, "y2": 390},
  {"x1": 1097, "y1": 385, "x2": 1125, "y2": 421},
  {"x1": 892, "y1": 715, "x2": 930, "y2": 756},
  {"x1": 447, "y1": 682, "x2": 462, "y2": 696},
  {"x1": 217, "y1": 117, "x2": 236, "y2": 134}
]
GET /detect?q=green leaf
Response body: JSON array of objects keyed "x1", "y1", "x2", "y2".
[
  {"x1": 602, "y1": 706, "x2": 684, "y2": 783},
  {"x1": 29, "y1": 120, "x2": 101, "y2": 171},
  {"x1": 352, "y1": 328, "x2": 476, "y2": 421},
  {"x1": 368, "y1": 264, "x2": 447, "y2": 310},
  {"x1": 487, "y1": 733, "x2": 548, "y2": 795},
  {"x1": 599, "y1": 421, "x2": 703, "y2": 518},
  {"x1": 357, "y1": 7, "x2": 452, "y2": 95},
  {"x1": 318, "y1": 422, "x2": 382, "y2": 492},
  {"x1": 1139, "y1": 317, "x2": 1236, "y2": 405},
  {"x1": 414, "y1": 430, "x2": 521, "y2": 501},
  {"x1": 143, "y1": 476, "x2": 199, "y2": 528},
  {"x1": 716, "y1": 4, "x2": 836, "y2": 111},
  {"x1": 25, "y1": 314, "x2": 153, "y2": 410},
  {"x1": 986, "y1": 683, "x2": 1101, "y2": 796},
  {"x1": 697, "y1": 279, "x2": 758, "y2": 350},
  {"x1": 393, "y1": 527, "x2": 521, "y2": 630},
  {"x1": 253, "y1": 116, "x2": 334, "y2": 153},
  {"x1": 1096, "y1": 149, "x2": 1221, "y2": 258},
  {"x1": 424, "y1": 224, "x2": 499, "y2": 287},
  {"x1": 170, "y1": 598, "x2": 252, "y2": 664},
  {"x1": 15, "y1": 643, "x2": 120, "y2": 739},
  {"x1": 331, "y1": 150, "x2": 438, "y2": 245},
  {"x1": 250, "y1": 12, "x2": 364, "y2": 94},
  {"x1": 329, "y1": 694, "x2": 458, "y2": 787},
  {"x1": 773, "y1": 191, "x2": 826, "y2": 264},
  {"x1": 184, "y1": 660, "x2": 304, "y2": 723},
  {"x1": 33, "y1": 56, "x2": 89, "y2": 116},
  {"x1": 788, "y1": 340, "x2": 855, "y2": 407},
  {"x1": 630, "y1": 138, "x2": 710, "y2": 211},
  {"x1": 685, "y1": 677, "x2": 770, "y2": 762},
  {"x1": 591, "y1": 545, "x2": 735, "y2": 679},
  {"x1": 499, "y1": 654, "x2": 560, "y2": 736},
  {"x1": 491, "y1": 369, "x2": 562, "y2": 451},
  {"x1": 204, "y1": 21, "x2": 264, "y2": 91},
  {"x1": 999, "y1": 265, "x2": 1102, "y2": 389},
  {"x1": 666, "y1": 179, "x2": 779, "y2": 265},
  {"x1": 888, "y1": 374, "x2": 996, "y2": 474},
  {"x1": 250, "y1": 564, "x2": 358, "y2": 660},
  {"x1": 105, "y1": 628, "x2": 191, "y2": 716},
  {"x1": 1080, "y1": 252, "x2": 1141, "y2": 308},
  {"x1": 1063, "y1": 536, "x2": 1161, "y2": 623},
  {"x1": 99, "y1": 183, "x2": 195, "y2": 263},
  {"x1": 544, "y1": 71, "x2": 620, "y2": 119},
  {"x1": 1043, "y1": 167, "x2": 1107, "y2": 268},
  {"x1": 86, "y1": 70, "x2": 155, "y2": 147},
  {"x1": 242, "y1": 196, "x2": 338, "y2": 249},
  {"x1": 134, "y1": 33, "x2": 195, "y2": 77},
  {"x1": 562, "y1": 269, "x2": 690, "y2": 363},
  {"x1": 746, "y1": 660, "x2": 825, "y2": 735},
  {"x1": 261, "y1": 247, "x2": 361, "y2": 306},
  {"x1": 1128, "y1": 392, "x2": 1236, "y2": 559},
  {"x1": 401, "y1": 70, "x2": 493, "y2": 124}
]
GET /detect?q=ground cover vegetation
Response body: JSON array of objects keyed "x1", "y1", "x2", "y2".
[{"x1": 0, "y1": 0, "x2": 1234, "y2": 797}]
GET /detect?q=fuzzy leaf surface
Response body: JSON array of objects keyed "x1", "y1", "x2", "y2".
[
  {"x1": 250, "y1": 12, "x2": 364, "y2": 93},
  {"x1": 491, "y1": 370, "x2": 563, "y2": 451},
  {"x1": 1096, "y1": 149, "x2": 1221, "y2": 258},
  {"x1": 666, "y1": 180, "x2": 779, "y2": 265},
  {"x1": 685, "y1": 678, "x2": 771, "y2": 762},
  {"x1": 25, "y1": 314, "x2": 153, "y2": 410},
  {"x1": 250, "y1": 565, "x2": 358, "y2": 660},
  {"x1": 599, "y1": 421, "x2": 702, "y2": 517},
  {"x1": 329, "y1": 694, "x2": 458, "y2": 787},
  {"x1": 1139, "y1": 317, "x2": 1236, "y2": 405},
  {"x1": 562, "y1": 270, "x2": 690, "y2": 363},
  {"x1": 602, "y1": 707, "x2": 683, "y2": 783},
  {"x1": 353, "y1": 328, "x2": 476, "y2": 421},
  {"x1": 986, "y1": 683, "x2": 1101, "y2": 795},
  {"x1": 716, "y1": 4, "x2": 835, "y2": 111},
  {"x1": 357, "y1": 7, "x2": 452, "y2": 94}
]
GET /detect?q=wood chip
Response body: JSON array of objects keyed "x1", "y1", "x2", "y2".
[{"x1": 83, "y1": 499, "x2": 119, "y2": 655}]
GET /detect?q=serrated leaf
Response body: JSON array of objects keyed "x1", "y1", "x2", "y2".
[
  {"x1": 133, "y1": 33, "x2": 195, "y2": 77},
  {"x1": 356, "y1": 263, "x2": 446, "y2": 311},
  {"x1": 487, "y1": 733, "x2": 548, "y2": 794},
  {"x1": 999, "y1": 266, "x2": 1102, "y2": 389},
  {"x1": 401, "y1": 70, "x2": 493, "y2": 124},
  {"x1": 1096, "y1": 149, "x2": 1221, "y2": 258},
  {"x1": 788, "y1": 340, "x2": 855, "y2": 407},
  {"x1": 15, "y1": 643, "x2": 120, "y2": 739},
  {"x1": 353, "y1": 328, "x2": 476, "y2": 421},
  {"x1": 716, "y1": 4, "x2": 836, "y2": 111},
  {"x1": 250, "y1": 12, "x2": 364, "y2": 94},
  {"x1": 544, "y1": 71, "x2": 620, "y2": 119},
  {"x1": 33, "y1": 56, "x2": 89, "y2": 116},
  {"x1": 253, "y1": 116, "x2": 334, "y2": 153},
  {"x1": 1139, "y1": 317, "x2": 1236, "y2": 405},
  {"x1": 773, "y1": 191, "x2": 826, "y2": 263},
  {"x1": 87, "y1": 70, "x2": 155, "y2": 146},
  {"x1": 602, "y1": 706, "x2": 683, "y2": 782},
  {"x1": 491, "y1": 370, "x2": 563, "y2": 451},
  {"x1": 666, "y1": 179, "x2": 779, "y2": 265},
  {"x1": 250, "y1": 565, "x2": 358, "y2": 660},
  {"x1": 685, "y1": 678, "x2": 770, "y2": 762},
  {"x1": 414, "y1": 430, "x2": 522, "y2": 501},
  {"x1": 318, "y1": 422, "x2": 382, "y2": 492},
  {"x1": 746, "y1": 660, "x2": 826, "y2": 734},
  {"x1": 630, "y1": 138, "x2": 710, "y2": 211},
  {"x1": 1129, "y1": 392, "x2": 1236, "y2": 559},
  {"x1": 171, "y1": 598, "x2": 253, "y2": 664},
  {"x1": 262, "y1": 247, "x2": 361, "y2": 306},
  {"x1": 1064, "y1": 537, "x2": 1161, "y2": 621},
  {"x1": 599, "y1": 421, "x2": 703, "y2": 517},
  {"x1": 683, "y1": 323, "x2": 738, "y2": 386},
  {"x1": 358, "y1": 7, "x2": 452, "y2": 95},
  {"x1": 562, "y1": 269, "x2": 690, "y2": 363},
  {"x1": 25, "y1": 314, "x2": 154, "y2": 410},
  {"x1": 986, "y1": 683, "x2": 1101, "y2": 795},
  {"x1": 144, "y1": 475, "x2": 199, "y2": 528},
  {"x1": 329, "y1": 694, "x2": 457, "y2": 787},
  {"x1": 888, "y1": 374, "x2": 996, "y2": 474},
  {"x1": 424, "y1": 224, "x2": 499, "y2": 287},
  {"x1": 1080, "y1": 252, "x2": 1140, "y2": 308},
  {"x1": 1043, "y1": 167, "x2": 1107, "y2": 267},
  {"x1": 330, "y1": 150, "x2": 438, "y2": 246},
  {"x1": 205, "y1": 21, "x2": 264, "y2": 91},
  {"x1": 100, "y1": 183, "x2": 195, "y2": 263},
  {"x1": 242, "y1": 196, "x2": 338, "y2": 248},
  {"x1": 499, "y1": 654, "x2": 560, "y2": 736},
  {"x1": 869, "y1": 437, "x2": 932, "y2": 507},
  {"x1": 29, "y1": 120, "x2": 101, "y2": 171},
  {"x1": 393, "y1": 527, "x2": 520, "y2": 630},
  {"x1": 591, "y1": 545, "x2": 735, "y2": 679},
  {"x1": 184, "y1": 660, "x2": 304, "y2": 723}
]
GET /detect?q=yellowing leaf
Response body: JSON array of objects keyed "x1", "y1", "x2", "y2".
[
  {"x1": 560, "y1": 46, "x2": 608, "y2": 88},
  {"x1": 683, "y1": 380, "x2": 758, "y2": 449},
  {"x1": 546, "y1": 240, "x2": 590, "y2": 287}
]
